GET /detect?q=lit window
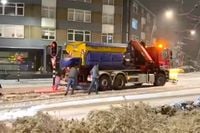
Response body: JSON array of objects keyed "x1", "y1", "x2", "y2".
[
  {"x1": 68, "y1": 8, "x2": 91, "y2": 23},
  {"x1": 42, "y1": 6, "x2": 55, "y2": 18},
  {"x1": 42, "y1": 28, "x2": 56, "y2": 40},
  {"x1": 102, "y1": 33, "x2": 113, "y2": 43},
  {"x1": 67, "y1": 29, "x2": 91, "y2": 42},
  {"x1": 0, "y1": 24, "x2": 24, "y2": 38},
  {"x1": 103, "y1": 0, "x2": 114, "y2": 5},
  {"x1": 102, "y1": 14, "x2": 114, "y2": 24},
  {"x1": 0, "y1": 3, "x2": 24, "y2": 16}
]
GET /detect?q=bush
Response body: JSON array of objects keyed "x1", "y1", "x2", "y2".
[{"x1": 3, "y1": 103, "x2": 200, "y2": 133}]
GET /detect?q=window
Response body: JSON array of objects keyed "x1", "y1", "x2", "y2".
[
  {"x1": 102, "y1": 33, "x2": 113, "y2": 43},
  {"x1": 17, "y1": 3, "x2": 24, "y2": 15},
  {"x1": 0, "y1": 24, "x2": 24, "y2": 38},
  {"x1": 85, "y1": 0, "x2": 92, "y2": 3},
  {"x1": 0, "y1": 2, "x2": 24, "y2": 16},
  {"x1": 75, "y1": 10, "x2": 84, "y2": 21},
  {"x1": 42, "y1": 28, "x2": 56, "y2": 40},
  {"x1": 42, "y1": 6, "x2": 56, "y2": 18},
  {"x1": 141, "y1": 8, "x2": 144, "y2": 15},
  {"x1": 102, "y1": 14, "x2": 114, "y2": 24},
  {"x1": 141, "y1": 17, "x2": 146, "y2": 31},
  {"x1": 103, "y1": 0, "x2": 114, "y2": 5},
  {"x1": 147, "y1": 13, "x2": 151, "y2": 23},
  {"x1": 132, "y1": 2, "x2": 138, "y2": 14},
  {"x1": 5, "y1": 3, "x2": 15, "y2": 15},
  {"x1": 68, "y1": 9, "x2": 74, "y2": 21},
  {"x1": 67, "y1": 29, "x2": 91, "y2": 42},
  {"x1": 132, "y1": 35, "x2": 139, "y2": 41},
  {"x1": 73, "y1": 0, "x2": 92, "y2": 3},
  {"x1": 0, "y1": 3, "x2": 2, "y2": 15},
  {"x1": 85, "y1": 11, "x2": 91, "y2": 22},
  {"x1": 68, "y1": 8, "x2": 91, "y2": 23},
  {"x1": 141, "y1": 32, "x2": 146, "y2": 40},
  {"x1": 132, "y1": 18, "x2": 138, "y2": 30},
  {"x1": 0, "y1": 25, "x2": 2, "y2": 37}
]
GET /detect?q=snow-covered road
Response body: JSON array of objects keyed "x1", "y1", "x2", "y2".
[{"x1": 1, "y1": 72, "x2": 200, "y2": 121}]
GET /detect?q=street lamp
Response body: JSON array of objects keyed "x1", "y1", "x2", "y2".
[
  {"x1": 1, "y1": 0, "x2": 7, "y2": 5},
  {"x1": 165, "y1": 9, "x2": 174, "y2": 20},
  {"x1": 190, "y1": 30, "x2": 196, "y2": 36}
]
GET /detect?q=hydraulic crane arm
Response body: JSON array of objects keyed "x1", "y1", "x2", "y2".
[{"x1": 129, "y1": 40, "x2": 154, "y2": 64}]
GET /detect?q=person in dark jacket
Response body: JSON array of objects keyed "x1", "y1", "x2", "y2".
[
  {"x1": 88, "y1": 64, "x2": 99, "y2": 95},
  {"x1": 65, "y1": 66, "x2": 78, "y2": 95}
]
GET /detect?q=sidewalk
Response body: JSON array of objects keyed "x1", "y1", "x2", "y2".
[
  {"x1": 0, "y1": 78, "x2": 54, "y2": 94},
  {"x1": 0, "y1": 79, "x2": 88, "y2": 94}
]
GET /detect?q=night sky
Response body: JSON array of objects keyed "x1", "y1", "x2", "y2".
[{"x1": 139, "y1": 0, "x2": 200, "y2": 60}]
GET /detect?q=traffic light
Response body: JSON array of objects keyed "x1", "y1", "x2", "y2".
[{"x1": 50, "y1": 41, "x2": 57, "y2": 57}]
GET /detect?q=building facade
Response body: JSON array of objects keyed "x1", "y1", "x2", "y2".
[
  {"x1": 0, "y1": 0, "x2": 155, "y2": 73},
  {"x1": 122, "y1": 0, "x2": 156, "y2": 45},
  {"x1": 0, "y1": 0, "x2": 124, "y2": 72}
]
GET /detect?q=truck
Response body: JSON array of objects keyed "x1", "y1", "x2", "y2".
[{"x1": 61, "y1": 40, "x2": 171, "y2": 91}]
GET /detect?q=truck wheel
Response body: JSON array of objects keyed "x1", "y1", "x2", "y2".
[
  {"x1": 154, "y1": 73, "x2": 166, "y2": 86},
  {"x1": 99, "y1": 75, "x2": 111, "y2": 91},
  {"x1": 113, "y1": 75, "x2": 126, "y2": 90}
]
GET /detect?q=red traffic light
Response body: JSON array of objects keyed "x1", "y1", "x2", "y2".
[
  {"x1": 50, "y1": 41, "x2": 57, "y2": 57},
  {"x1": 16, "y1": 55, "x2": 24, "y2": 63}
]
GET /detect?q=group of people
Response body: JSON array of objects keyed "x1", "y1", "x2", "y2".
[{"x1": 55, "y1": 64, "x2": 99, "y2": 96}]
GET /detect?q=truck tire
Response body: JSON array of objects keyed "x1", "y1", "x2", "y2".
[
  {"x1": 99, "y1": 75, "x2": 112, "y2": 91},
  {"x1": 154, "y1": 73, "x2": 166, "y2": 86},
  {"x1": 113, "y1": 75, "x2": 126, "y2": 90}
]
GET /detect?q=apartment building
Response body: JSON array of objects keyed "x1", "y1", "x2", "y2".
[
  {"x1": 122, "y1": 0, "x2": 156, "y2": 45},
  {"x1": 0, "y1": 0, "x2": 123, "y2": 72}
]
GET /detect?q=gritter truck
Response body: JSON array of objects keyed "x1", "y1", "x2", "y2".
[{"x1": 60, "y1": 40, "x2": 171, "y2": 91}]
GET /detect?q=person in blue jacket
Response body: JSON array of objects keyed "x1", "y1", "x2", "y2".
[{"x1": 88, "y1": 64, "x2": 99, "y2": 95}]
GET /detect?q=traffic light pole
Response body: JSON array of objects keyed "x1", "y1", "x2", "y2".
[
  {"x1": 17, "y1": 62, "x2": 20, "y2": 82},
  {"x1": 52, "y1": 62, "x2": 56, "y2": 86},
  {"x1": 50, "y1": 41, "x2": 58, "y2": 91},
  {"x1": 51, "y1": 56, "x2": 56, "y2": 90}
]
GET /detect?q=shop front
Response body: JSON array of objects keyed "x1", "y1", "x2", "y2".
[{"x1": 0, "y1": 48, "x2": 44, "y2": 73}]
